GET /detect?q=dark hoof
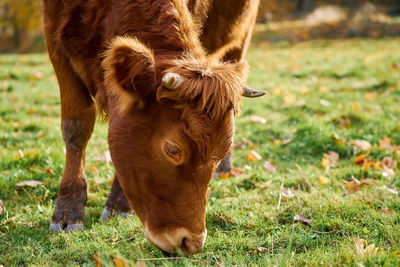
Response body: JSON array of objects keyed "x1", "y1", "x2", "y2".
[
  {"x1": 101, "y1": 207, "x2": 128, "y2": 222},
  {"x1": 49, "y1": 221, "x2": 84, "y2": 233},
  {"x1": 49, "y1": 222, "x2": 63, "y2": 233}
]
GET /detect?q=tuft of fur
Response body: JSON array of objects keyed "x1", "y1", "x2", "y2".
[{"x1": 157, "y1": 57, "x2": 249, "y2": 122}]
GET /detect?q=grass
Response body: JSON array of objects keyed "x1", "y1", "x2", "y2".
[{"x1": 1, "y1": 38, "x2": 400, "y2": 266}]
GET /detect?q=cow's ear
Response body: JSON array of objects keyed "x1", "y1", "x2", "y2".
[{"x1": 103, "y1": 36, "x2": 156, "y2": 113}]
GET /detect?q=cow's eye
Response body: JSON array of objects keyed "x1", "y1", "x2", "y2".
[{"x1": 164, "y1": 142, "x2": 182, "y2": 162}]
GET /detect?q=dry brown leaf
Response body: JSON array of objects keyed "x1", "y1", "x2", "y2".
[
  {"x1": 94, "y1": 151, "x2": 112, "y2": 164},
  {"x1": 364, "y1": 92, "x2": 376, "y2": 100},
  {"x1": 322, "y1": 151, "x2": 339, "y2": 169},
  {"x1": 281, "y1": 187, "x2": 295, "y2": 198},
  {"x1": 319, "y1": 175, "x2": 330, "y2": 185},
  {"x1": 242, "y1": 137, "x2": 257, "y2": 148},
  {"x1": 93, "y1": 254, "x2": 102, "y2": 267},
  {"x1": 294, "y1": 214, "x2": 312, "y2": 225},
  {"x1": 382, "y1": 156, "x2": 397, "y2": 169},
  {"x1": 113, "y1": 258, "x2": 129, "y2": 267},
  {"x1": 354, "y1": 236, "x2": 380, "y2": 257},
  {"x1": 249, "y1": 115, "x2": 267, "y2": 124},
  {"x1": 354, "y1": 153, "x2": 369, "y2": 166},
  {"x1": 248, "y1": 150, "x2": 262, "y2": 161},
  {"x1": 379, "y1": 185, "x2": 398, "y2": 195},
  {"x1": 16, "y1": 180, "x2": 44, "y2": 187},
  {"x1": 263, "y1": 161, "x2": 276, "y2": 173},
  {"x1": 273, "y1": 139, "x2": 282, "y2": 146},
  {"x1": 136, "y1": 261, "x2": 146, "y2": 267},
  {"x1": 360, "y1": 179, "x2": 375, "y2": 186},
  {"x1": 282, "y1": 138, "x2": 293, "y2": 145},
  {"x1": 351, "y1": 140, "x2": 371, "y2": 151},
  {"x1": 343, "y1": 177, "x2": 361, "y2": 192},
  {"x1": 4, "y1": 215, "x2": 21, "y2": 224},
  {"x1": 284, "y1": 94, "x2": 296, "y2": 104},
  {"x1": 299, "y1": 86, "x2": 310, "y2": 95},
  {"x1": 351, "y1": 102, "x2": 359, "y2": 111},
  {"x1": 333, "y1": 133, "x2": 346, "y2": 144},
  {"x1": 45, "y1": 168, "x2": 54, "y2": 175},
  {"x1": 89, "y1": 166, "x2": 98, "y2": 172},
  {"x1": 253, "y1": 247, "x2": 268, "y2": 254},
  {"x1": 233, "y1": 142, "x2": 245, "y2": 150},
  {"x1": 0, "y1": 200, "x2": 3, "y2": 215},
  {"x1": 382, "y1": 168, "x2": 395, "y2": 178},
  {"x1": 379, "y1": 137, "x2": 398, "y2": 151}
]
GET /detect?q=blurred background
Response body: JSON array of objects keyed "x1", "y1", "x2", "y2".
[{"x1": 0, "y1": 0, "x2": 399, "y2": 53}]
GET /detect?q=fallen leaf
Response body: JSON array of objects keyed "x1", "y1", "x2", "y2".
[
  {"x1": 231, "y1": 168, "x2": 243, "y2": 177},
  {"x1": 136, "y1": 261, "x2": 146, "y2": 267},
  {"x1": 109, "y1": 177, "x2": 115, "y2": 185},
  {"x1": 319, "y1": 175, "x2": 330, "y2": 185},
  {"x1": 320, "y1": 99, "x2": 331, "y2": 106},
  {"x1": 94, "y1": 151, "x2": 112, "y2": 164},
  {"x1": 299, "y1": 86, "x2": 309, "y2": 95},
  {"x1": 354, "y1": 236, "x2": 380, "y2": 257},
  {"x1": 381, "y1": 208, "x2": 394, "y2": 214},
  {"x1": 351, "y1": 140, "x2": 371, "y2": 151},
  {"x1": 382, "y1": 168, "x2": 395, "y2": 178},
  {"x1": 382, "y1": 156, "x2": 397, "y2": 169},
  {"x1": 338, "y1": 118, "x2": 351, "y2": 129},
  {"x1": 263, "y1": 161, "x2": 276, "y2": 173},
  {"x1": 249, "y1": 115, "x2": 267, "y2": 124},
  {"x1": 233, "y1": 142, "x2": 245, "y2": 149},
  {"x1": 379, "y1": 137, "x2": 398, "y2": 151},
  {"x1": 273, "y1": 139, "x2": 282, "y2": 146},
  {"x1": 113, "y1": 258, "x2": 129, "y2": 267},
  {"x1": 0, "y1": 200, "x2": 3, "y2": 215},
  {"x1": 89, "y1": 166, "x2": 98, "y2": 172},
  {"x1": 281, "y1": 187, "x2": 295, "y2": 198},
  {"x1": 322, "y1": 151, "x2": 339, "y2": 169},
  {"x1": 16, "y1": 180, "x2": 43, "y2": 187},
  {"x1": 93, "y1": 254, "x2": 102, "y2": 267},
  {"x1": 354, "y1": 153, "x2": 369, "y2": 166},
  {"x1": 319, "y1": 86, "x2": 328, "y2": 93},
  {"x1": 248, "y1": 150, "x2": 262, "y2": 161},
  {"x1": 351, "y1": 102, "x2": 359, "y2": 111},
  {"x1": 284, "y1": 94, "x2": 296, "y2": 104},
  {"x1": 45, "y1": 168, "x2": 54, "y2": 175},
  {"x1": 294, "y1": 214, "x2": 312, "y2": 225},
  {"x1": 343, "y1": 176, "x2": 361, "y2": 192},
  {"x1": 364, "y1": 92, "x2": 376, "y2": 100},
  {"x1": 253, "y1": 247, "x2": 268, "y2": 254},
  {"x1": 219, "y1": 172, "x2": 232, "y2": 179},
  {"x1": 243, "y1": 165, "x2": 252, "y2": 171},
  {"x1": 29, "y1": 71, "x2": 44, "y2": 81},
  {"x1": 379, "y1": 185, "x2": 398, "y2": 195},
  {"x1": 242, "y1": 137, "x2": 257, "y2": 148},
  {"x1": 4, "y1": 215, "x2": 21, "y2": 224},
  {"x1": 282, "y1": 138, "x2": 293, "y2": 145},
  {"x1": 360, "y1": 179, "x2": 375, "y2": 186},
  {"x1": 333, "y1": 133, "x2": 346, "y2": 144}
]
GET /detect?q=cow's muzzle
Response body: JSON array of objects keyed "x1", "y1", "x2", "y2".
[{"x1": 144, "y1": 224, "x2": 207, "y2": 255}]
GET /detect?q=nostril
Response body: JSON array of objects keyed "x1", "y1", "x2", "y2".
[{"x1": 179, "y1": 237, "x2": 189, "y2": 255}]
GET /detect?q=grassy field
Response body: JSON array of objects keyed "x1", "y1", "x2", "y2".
[{"x1": 1, "y1": 38, "x2": 400, "y2": 266}]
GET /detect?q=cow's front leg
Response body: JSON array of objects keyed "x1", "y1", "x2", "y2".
[
  {"x1": 49, "y1": 117, "x2": 95, "y2": 232},
  {"x1": 47, "y1": 45, "x2": 96, "y2": 232},
  {"x1": 101, "y1": 177, "x2": 130, "y2": 221}
]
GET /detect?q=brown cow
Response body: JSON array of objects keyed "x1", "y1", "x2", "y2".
[{"x1": 43, "y1": 0, "x2": 263, "y2": 255}]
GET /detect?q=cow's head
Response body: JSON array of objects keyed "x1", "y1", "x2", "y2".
[{"x1": 102, "y1": 37, "x2": 264, "y2": 255}]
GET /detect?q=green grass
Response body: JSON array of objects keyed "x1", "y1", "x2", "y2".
[{"x1": 1, "y1": 38, "x2": 400, "y2": 266}]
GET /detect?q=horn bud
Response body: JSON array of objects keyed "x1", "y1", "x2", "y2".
[
  {"x1": 242, "y1": 86, "x2": 266, "y2": 98},
  {"x1": 162, "y1": 72, "x2": 183, "y2": 89}
]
